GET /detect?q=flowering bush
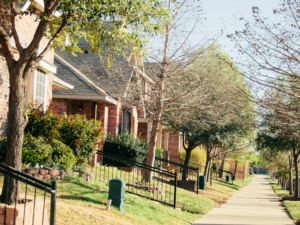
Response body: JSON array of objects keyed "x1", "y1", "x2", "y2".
[
  {"x1": 58, "y1": 114, "x2": 104, "y2": 167},
  {"x1": 23, "y1": 104, "x2": 105, "y2": 169}
]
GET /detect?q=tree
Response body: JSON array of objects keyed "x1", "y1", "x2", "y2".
[
  {"x1": 68, "y1": 0, "x2": 211, "y2": 183},
  {"x1": 168, "y1": 46, "x2": 256, "y2": 182},
  {"x1": 103, "y1": 0, "x2": 213, "y2": 183},
  {"x1": 0, "y1": 0, "x2": 168, "y2": 204},
  {"x1": 257, "y1": 135, "x2": 295, "y2": 195},
  {"x1": 229, "y1": 1, "x2": 300, "y2": 197},
  {"x1": 256, "y1": 77, "x2": 300, "y2": 197}
]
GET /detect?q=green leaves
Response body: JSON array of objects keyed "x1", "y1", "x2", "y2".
[
  {"x1": 46, "y1": 0, "x2": 170, "y2": 59},
  {"x1": 24, "y1": 104, "x2": 105, "y2": 170}
]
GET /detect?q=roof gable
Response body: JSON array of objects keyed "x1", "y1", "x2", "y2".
[{"x1": 54, "y1": 39, "x2": 135, "y2": 98}]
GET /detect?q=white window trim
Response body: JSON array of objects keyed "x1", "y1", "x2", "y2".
[{"x1": 33, "y1": 69, "x2": 48, "y2": 111}]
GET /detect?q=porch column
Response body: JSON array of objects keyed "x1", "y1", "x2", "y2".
[
  {"x1": 147, "y1": 121, "x2": 152, "y2": 143},
  {"x1": 163, "y1": 130, "x2": 169, "y2": 151},
  {"x1": 157, "y1": 125, "x2": 163, "y2": 148}
]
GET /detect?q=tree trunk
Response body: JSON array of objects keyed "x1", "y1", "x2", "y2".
[
  {"x1": 206, "y1": 160, "x2": 212, "y2": 182},
  {"x1": 0, "y1": 68, "x2": 27, "y2": 204},
  {"x1": 293, "y1": 147, "x2": 299, "y2": 198},
  {"x1": 142, "y1": 119, "x2": 161, "y2": 183},
  {"x1": 215, "y1": 160, "x2": 219, "y2": 181},
  {"x1": 234, "y1": 163, "x2": 237, "y2": 177},
  {"x1": 182, "y1": 147, "x2": 192, "y2": 181},
  {"x1": 204, "y1": 150, "x2": 211, "y2": 182},
  {"x1": 289, "y1": 168, "x2": 293, "y2": 196},
  {"x1": 219, "y1": 154, "x2": 226, "y2": 178}
]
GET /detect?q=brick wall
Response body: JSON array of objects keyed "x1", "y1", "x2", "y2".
[
  {"x1": 97, "y1": 103, "x2": 109, "y2": 133},
  {"x1": 0, "y1": 55, "x2": 9, "y2": 138},
  {"x1": 226, "y1": 159, "x2": 249, "y2": 180},
  {"x1": 108, "y1": 101, "x2": 121, "y2": 135},
  {"x1": 137, "y1": 122, "x2": 147, "y2": 141},
  {"x1": 52, "y1": 98, "x2": 67, "y2": 114},
  {"x1": 71, "y1": 101, "x2": 93, "y2": 119},
  {"x1": 168, "y1": 131, "x2": 181, "y2": 163}
]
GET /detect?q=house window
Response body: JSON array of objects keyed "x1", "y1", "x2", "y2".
[
  {"x1": 120, "y1": 110, "x2": 131, "y2": 134},
  {"x1": 34, "y1": 69, "x2": 48, "y2": 110}
]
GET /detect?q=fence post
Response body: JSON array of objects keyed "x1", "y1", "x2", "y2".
[
  {"x1": 50, "y1": 181, "x2": 57, "y2": 225},
  {"x1": 197, "y1": 169, "x2": 199, "y2": 195},
  {"x1": 174, "y1": 171, "x2": 177, "y2": 209}
]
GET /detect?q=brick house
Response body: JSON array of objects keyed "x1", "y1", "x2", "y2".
[
  {"x1": 52, "y1": 39, "x2": 183, "y2": 163},
  {"x1": 52, "y1": 39, "x2": 142, "y2": 146},
  {"x1": 0, "y1": 0, "x2": 73, "y2": 138}
]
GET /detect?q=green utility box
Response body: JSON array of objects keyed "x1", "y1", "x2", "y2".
[
  {"x1": 226, "y1": 175, "x2": 230, "y2": 182},
  {"x1": 199, "y1": 175, "x2": 206, "y2": 190},
  {"x1": 108, "y1": 178, "x2": 125, "y2": 213},
  {"x1": 232, "y1": 175, "x2": 235, "y2": 181}
]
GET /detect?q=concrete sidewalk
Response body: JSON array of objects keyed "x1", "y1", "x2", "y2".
[{"x1": 192, "y1": 175, "x2": 294, "y2": 225}]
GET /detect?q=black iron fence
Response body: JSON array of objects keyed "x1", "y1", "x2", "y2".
[
  {"x1": 94, "y1": 150, "x2": 177, "y2": 208},
  {"x1": 103, "y1": 142, "x2": 199, "y2": 194},
  {"x1": 0, "y1": 163, "x2": 57, "y2": 225}
]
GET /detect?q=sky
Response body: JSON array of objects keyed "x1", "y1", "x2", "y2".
[{"x1": 200, "y1": 0, "x2": 281, "y2": 60}]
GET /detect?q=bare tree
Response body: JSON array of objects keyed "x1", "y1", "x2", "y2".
[{"x1": 87, "y1": 0, "x2": 215, "y2": 182}]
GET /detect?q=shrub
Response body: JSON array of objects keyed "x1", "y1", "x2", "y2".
[
  {"x1": 154, "y1": 146, "x2": 164, "y2": 168},
  {"x1": 106, "y1": 132, "x2": 149, "y2": 152},
  {"x1": 59, "y1": 114, "x2": 104, "y2": 168},
  {"x1": 0, "y1": 135, "x2": 52, "y2": 167},
  {"x1": 25, "y1": 104, "x2": 60, "y2": 141},
  {"x1": 25, "y1": 104, "x2": 105, "y2": 170},
  {"x1": 50, "y1": 139, "x2": 76, "y2": 171},
  {"x1": 105, "y1": 132, "x2": 165, "y2": 168},
  {"x1": 105, "y1": 132, "x2": 149, "y2": 164},
  {"x1": 22, "y1": 135, "x2": 53, "y2": 167}
]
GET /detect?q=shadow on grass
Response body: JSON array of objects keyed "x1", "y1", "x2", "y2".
[
  {"x1": 212, "y1": 179, "x2": 239, "y2": 190},
  {"x1": 62, "y1": 176, "x2": 103, "y2": 192},
  {"x1": 58, "y1": 194, "x2": 108, "y2": 206}
]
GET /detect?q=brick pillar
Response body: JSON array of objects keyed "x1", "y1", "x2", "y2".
[
  {"x1": 163, "y1": 130, "x2": 169, "y2": 151},
  {"x1": 108, "y1": 103, "x2": 120, "y2": 136}
]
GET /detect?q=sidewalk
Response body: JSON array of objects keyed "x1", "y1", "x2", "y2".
[{"x1": 192, "y1": 175, "x2": 294, "y2": 225}]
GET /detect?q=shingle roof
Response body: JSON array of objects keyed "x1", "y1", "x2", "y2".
[
  {"x1": 53, "y1": 38, "x2": 134, "y2": 98},
  {"x1": 53, "y1": 56, "x2": 100, "y2": 96}
]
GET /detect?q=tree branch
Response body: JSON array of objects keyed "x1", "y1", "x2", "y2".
[
  {"x1": 0, "y1": 26, "x2": 16, "y2": 69},
  {"x1": 10, "y1": 1, "x2": 23, "y2": 54}
]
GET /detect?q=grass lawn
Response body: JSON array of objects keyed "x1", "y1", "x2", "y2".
[
  {"x1": 2, "y1": 173, "x2": 252, "y2": 225},
  {"x1": 48, "y1": 174, "x2": 252, "y2": 225},
  {"x1": 270, "y1": 179, "x2": 300, "y2": 223}
]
